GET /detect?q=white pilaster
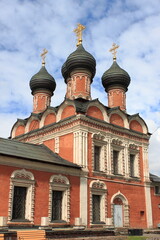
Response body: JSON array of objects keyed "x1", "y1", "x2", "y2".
[
  {"x1": 107, "y1": 138, "x2": 112, "y2": 175},
  {"x1": 144, "y1": 183, "x2": 153, "y2": 228},
  {"x1": 80, "y1": 177, "x2": 88, "y2": 225},
  {"x1": 142, "y1": 145, "x2": 150, "y2": 182},
  {"x1": 124, "y1": 142, "x2": 129, "y2": 178},
  {"x1": 74, "y1": 130, "x2": 88, "y2": 167}
]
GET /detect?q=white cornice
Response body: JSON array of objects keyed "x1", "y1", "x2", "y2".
[{"x1": 14, "y1": 114, "x2": 150, "y2": 144}]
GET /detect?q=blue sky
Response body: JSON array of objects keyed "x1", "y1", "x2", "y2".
[{"x1": 0, "y1": 0, "x2": 160, "y2": 175}]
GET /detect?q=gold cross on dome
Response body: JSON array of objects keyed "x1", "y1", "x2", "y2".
[
  {"x1": 40, "y1": 48, "x2": 48, "y2": 65},
  {"x1": 109, "y1": 43, "x2": 119, "y2": 61},
  {"x1": 74, "y1": 23, "x2": 86, "y2": 47}
]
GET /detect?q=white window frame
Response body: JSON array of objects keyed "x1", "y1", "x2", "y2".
[
  {"x1": 129, "y1": 144, "x2": 140, "y2": 178},
  {"x1": 92, "y1": 133, "x2": 107, "y2": 172},
  {"x1": 49, "y1": 175, "x2": 70, "y2": 223},
  {"x1": 90, "y1": 180, "x2": 107, "y2": 224},
  {"x1": 8, "y1": 169, "x2": 35, "y2": 223},
  {"x1": 111, "y1": 139, "x2": 124, "y2": 175}
]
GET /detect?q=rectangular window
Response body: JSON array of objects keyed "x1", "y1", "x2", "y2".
[
  {"x1": 113, "y1": 150, "x2": 119, "y2": 174},
  {"x1": 12, "y1": 186, "x2": 27, "y2": 220},
  {"x1": 130, "y1": 154, "x2": 135, "y2": 177},
  {"x1": 92, "y1": 194, "x2": 100, "y2": 223},
  {"x1": 94, "y1": 146, "x2": 101, "y2": 171},
  {"x1": 155, "y1": 186, "x2": 160, "y2": 195},
  {"x1": 52, "y1": 190, "x2": 63, "y2": 221}
]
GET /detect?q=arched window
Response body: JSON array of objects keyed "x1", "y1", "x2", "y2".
[
  {"x1": 8, "y1": 169, "x2": 35, "y2": 223},
  {"x1": 49, "y1": 175, "x2": 70, "y2": 223}
]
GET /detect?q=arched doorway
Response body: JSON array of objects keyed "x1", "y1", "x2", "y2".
[
  {"x1": 111, "y1": 192, "x2": 129, "y2": 228},
  {"x1": 113, "y1": 198, "x2": 123, "y2": 227}
]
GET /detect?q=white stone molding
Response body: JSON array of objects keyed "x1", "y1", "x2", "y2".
[
  {"x1": 111, "y1": 138, "x2": 124, "y2": 175},
  {"x1": 80, "y1": 177, "x2": 88, "y2": 225},
  {"x1": 124, "y1": 142, "x2": 129, "y2": 177},
  {"x1": 11, "y1": 121, "x2": 26, "y2": 138},
  {"x1": 73, "y1": 130, "x2": 88, "y2": 167},
  {"x1": 144, "y1": 182, "x2": 153, "y2": 228},
  {"x1": 40, "y1": 108, "x2": 56, "y2": 128},
  {"x1": 25, "y1": 115, "x2": 40, "y2": 133},
  {"x1": 112, "y1": 138, "x2": 123, "y2": 146},
  {"x1": 56, "y1": 101, "x2": 75, "y2": 122},
  {"x1": 90, "y1": 180, "x2": 107, "y2": 224},
  {"x1": 129, "y1": 116, "x2": 148, "y2": 134},
  {"x1": 11, "y1": 169, "x2": 34, "y2": 180},
  {"x1": 92, "y1": 132, "x2": 108, "y2": 172},
  {"x1": 8, "y1": 169, "x2": 35, "y2": 223},
  {"x1": 49, "y1": 175, "x2": 70, "y2": 223},
  {"x1": 55, "y1": 137, "x2": 59, "y2": 153},
  {"x1": 128, "y1": 143, "x2": 140, "y2": 178},
  {"x1": 111, "y1": 191, "x2": 129, "y2": 227},
  {"x1": 106, "y1": 138, "x2": 112, "y2": 175},
  {"x1": 142, "y1": 144, "x2": 150, "y2": 182}
]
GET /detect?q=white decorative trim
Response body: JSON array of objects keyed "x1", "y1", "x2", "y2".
[
  {"x1": 128, "y1": 145, "x2": 140, "y2": 178},
  {"x1": 129, "y1": 117, "x2": 148, "y2": 134},
  {"x1": 90, "y1": 180, "x2": 107, "y2": 224},
  {"x1": 40, "y1": 109, "x2": 56, "y2": 128},
  {"x1": 25, "y1": 115, "x2": 40, "y2": 133},
  {"x1": 111, "y1": 191, "x2": 129, "y2": 227},
  {"x1": 144, "y1": 183, "x2": 153, "y2": 228},
  {"x1": 109, "y1": 110, "x2": 129, "y2": 129},
  {"x1": 49, "y1": 175, "x2": 70, "y2": 223},
  {"x1": 142, "y1": 145, "x2": 150, "y2": 182},
  {"x1": 8, "y1": 169, "x2": 35, "y2": 223},
  {"x1": 56, "y1": 102, "x2": 75, "y2": 122},
  {"x1": 11, "y1": 169, "x2": 34, "y2": 180},
  {"x1": 87, "y1": 102, "x2": 109, "y2": 122},
  {"x1": 74, "y1": 130, "x2": 88, "y2": 167},
  {"x1": 11, "y1": 121, "x2": 26, "y2": 138},
  {"x1": 111, "y1": 139, "x2": 124, "y2": 175},
  {"x1": 92, "y1": 132, "x2": 107, "y2": 172},
  {"x1": 55, "y1": 137, "x2": 59, "y2": 153},
  {"x1": 80, "y1": 177, "x2": 88, "y2": 225}
]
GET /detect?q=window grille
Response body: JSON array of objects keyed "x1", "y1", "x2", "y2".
[
  {"x1": 113, "y1": 150, "x2": 119, "y2": 174},
  {"x1": 92, "y1": 194, "x2": 100, "y2": 223},
  {"x1": 52, "y1": 191, "x2": 63, "y2": 221},
  {"x1": 12, "y1": 186, "x2": 27, "y2": 220},
  {"x1": 130, "y1": 154, "x2": 135, "y2": 177},
  {"x1": 94, "y1": 146, "x2": 101, "y2": 171}
]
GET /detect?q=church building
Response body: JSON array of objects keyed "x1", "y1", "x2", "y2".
[{"x1": 0, "y1": 24, "x2": 160, "y2": 230}]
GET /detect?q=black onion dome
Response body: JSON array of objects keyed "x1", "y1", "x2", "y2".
[
  {"x1": 61, "y1": 62, "x2": 69, "y2": 81},
  {"x1": 62, "y1": 44, "x2": 96, "y2": 83},
  {"x1": 102, "y1": 61, "x2": 131, "y2": 92},
  {"x1": 30, "y1": 66, "x2": 56, "y2": 95}
]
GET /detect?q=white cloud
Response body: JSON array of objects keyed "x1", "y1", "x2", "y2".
[{"x1": 0, "y1": 0, "x2": 160, "y2": 175}]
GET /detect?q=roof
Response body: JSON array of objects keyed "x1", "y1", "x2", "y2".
[
  {"x1": 0, "y1": 138, "x2": 80, "y2": 169},
  {"x1": 150, "y1": 173, "x2": 160, "y2": 183}
]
